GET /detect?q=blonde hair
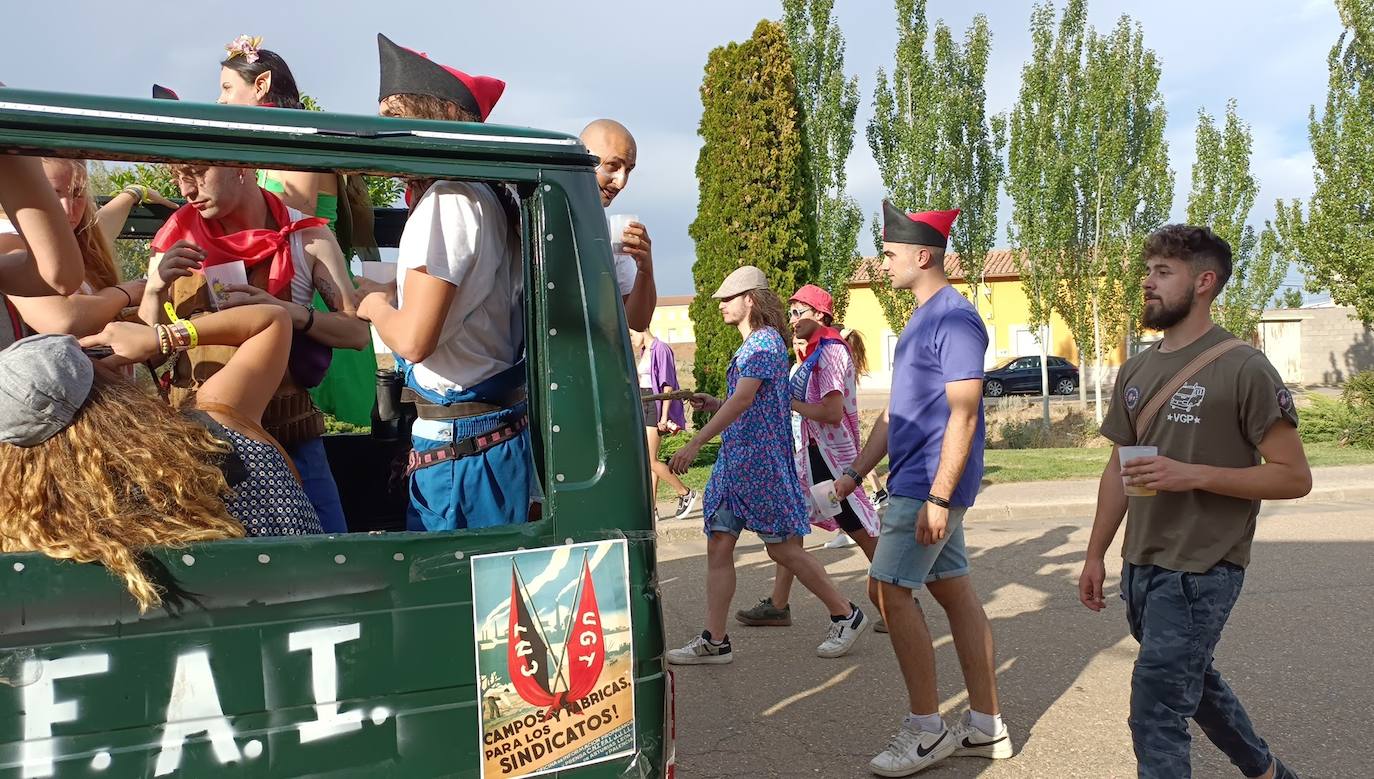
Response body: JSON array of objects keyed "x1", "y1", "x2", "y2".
[
  {"x1": 836, "y1": 323, "x2": 870, "y2": 377},
  {"x1": 0, "y1": 369, "x2": 245, "y2": 612},
  {"x1": 43, "y1": 159, "x2": 120, "y2": 290}
]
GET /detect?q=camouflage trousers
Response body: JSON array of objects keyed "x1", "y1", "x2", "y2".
[{"x1": 1122, "y1": 562, "x2": 1274, "y2": 779}]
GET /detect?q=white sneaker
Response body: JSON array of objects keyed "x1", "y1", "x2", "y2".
[
  {"x1": 824, "y1": 532, "x2": 856, "y2": 549},
  {"x1": 816, "y1": 605, "x2": 868, "y2": 658},
  {"x1": 666, "y1": 631, "x2": 733, "y2": 665},
  {"x1": 869, "y1": 723, "x2": 956, "y2": 777},
  {"x1": 950, "y1": 711, "x2": 1014, "y2": 759},
  {"x1": 672, "y1": 488, "x2": 700, "y2": 519}
]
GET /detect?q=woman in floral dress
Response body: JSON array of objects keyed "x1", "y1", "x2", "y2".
[
  {"x1": 735, "y1": 284, "x2": 884, "y2": 633},
  {"x1": 665, "y1": 267, "x2": 869, "y2": 665}
]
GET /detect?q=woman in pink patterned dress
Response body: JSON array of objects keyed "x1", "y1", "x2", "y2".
[{"x1": 735, "y1": 285, "x2": 882, "y2": 631}]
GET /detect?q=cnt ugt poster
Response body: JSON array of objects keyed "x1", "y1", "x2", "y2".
[{"x1": 470, "y1": 539, "x2": 636, "y2": 779}]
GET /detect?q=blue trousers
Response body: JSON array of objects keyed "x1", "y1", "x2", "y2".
[
  {"x1": 407, "y1": 424, "x2": 533, "y2": 532},
  {"x1": 1122, "y1": 562, "x2": 1274, "y2": 778},
  {"x1": 287, "y1": 436, "x2": 348, "y2": 534}
]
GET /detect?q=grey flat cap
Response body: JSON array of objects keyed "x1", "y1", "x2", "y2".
[{"x1": 0, "y1": 334, "x2": 94, "y2": 447}]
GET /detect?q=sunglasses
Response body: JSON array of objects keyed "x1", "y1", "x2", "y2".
[{"x1": 789, "y1": 308, "x2": 813, "y2": 319}]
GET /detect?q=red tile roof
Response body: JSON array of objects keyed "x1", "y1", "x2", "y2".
[{"x1": 849, "y1": 249, "x2": 1022, "y2": 285}]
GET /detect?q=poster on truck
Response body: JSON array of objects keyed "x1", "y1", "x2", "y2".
[{"x1": 470, "y1": 539, "x2": 637, "y2": 779}]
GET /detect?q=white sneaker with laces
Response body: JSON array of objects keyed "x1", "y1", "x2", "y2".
[
  {"x1": 816, "y1": 606, "x2": 868, "y2": 658},
  {"x1": 824, "y1": 532, "x2": 856, "y2": 549},
  {"x1": 666, "y1": 631, "x2": 733, "y2": 665},
  {"x1": 869, "y1": 723, "x2": 956, "y2": 777},
  {"x1": 950, "y1": 711, "x2": 1014, "y2": 759},
  {"x1": 672, "y1": 488, "x2": 699, "y2": 519}
]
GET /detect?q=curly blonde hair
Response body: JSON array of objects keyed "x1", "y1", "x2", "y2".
[{"x1": 0, "y1": 369, "x2": 245, "y2": 612}]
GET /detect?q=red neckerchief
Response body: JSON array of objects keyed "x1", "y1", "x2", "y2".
[
  {"x1": 802, "y1": 325, "x2": 846, "y2": 359},
  {"x1": 151, "y1": 189, "x2": 326, "y2": 297}
]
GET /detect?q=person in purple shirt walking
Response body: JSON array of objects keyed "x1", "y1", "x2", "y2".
[
  {"x1": 836, "y1": 202, "x2": 1013, "y2": 776},
  {"x1": 631, "y1": 328, "x2": 697, "y2": 519}
]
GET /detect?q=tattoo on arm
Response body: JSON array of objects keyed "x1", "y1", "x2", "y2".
[{"x1": 313, "y1": 263, "x2": 343, "y2": 312}]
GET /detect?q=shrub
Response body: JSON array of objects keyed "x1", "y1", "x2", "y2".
[
  {"x1": 1300, "y1": 394, "x2": 1374, "y2": 449},
  {"x1": 657, "y1": 430, "x2": 721, "y2": 467}
]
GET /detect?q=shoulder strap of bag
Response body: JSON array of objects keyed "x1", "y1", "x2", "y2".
[{"x1": 1133, "y1": 337, "x2": 1247, "y2": 441}]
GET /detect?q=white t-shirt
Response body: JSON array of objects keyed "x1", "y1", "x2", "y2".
[
  {"x1": 396, "y1": 181, "x2": 523, "y2": 394},
  {"x1": 616, "y1": 255, "x2": 637, "y2": 297}
]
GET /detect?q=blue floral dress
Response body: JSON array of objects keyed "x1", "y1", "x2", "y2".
[{"x1": 702, "y1": 327, "x2": 810, "y2": 538}]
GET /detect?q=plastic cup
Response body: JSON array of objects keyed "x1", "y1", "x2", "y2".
[
  {"x1": 607, "y1": 213, "x2": 639, "y2": 255},
  {"x1": 1119, "y1": 445, "x2": 1158, "y2": 497},
  {"x1": 203, "y1": 260, "x2": 247, "y2": 310},
  {"x1": 360, "y1": 261, "x2": 398, "y2": 284},
  {"x1": 810, "y1": 479, "x2": 843, "y2": 518}
]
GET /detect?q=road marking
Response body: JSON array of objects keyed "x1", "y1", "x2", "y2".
[{"x1": 761, "y1": 665, "x2": 859, "y2": 717}]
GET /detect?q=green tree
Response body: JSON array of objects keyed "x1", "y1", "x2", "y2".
[
  {"x1": 1273, "y1": 0, "x2": 1374, "y2": 323},
  {"x1": 1007, "y1": 0, "x2": 1087, "y2": 425},
  {"x1": 1276, "y1": 287, "x2": 1305, "y2": 309},
  {"x1": 783, "y1": 0, "x2": 863, "y2": 320},
  {"x1": 303, "y1": 93, "x2": 404, "y2": 208},
  {"x1": 689, "y1": 20, "x2": 817, "y2": 406},
  {"x1": 88, "y1": 162, "x2": 181, "y2": 281},
  {"x1": 1186, "y1": 100, "x2": 1287, "y2": 340},
  {"x1": 867, "y1": 0, "x2": 1004, "y2": 332},
  {"x1": 1058, "y1": 11, "x2": 1172, "y2": 421}
]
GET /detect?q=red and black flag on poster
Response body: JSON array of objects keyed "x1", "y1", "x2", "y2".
[{"x1": 506, "y1": 555, "x2": 606, "y2": 718}]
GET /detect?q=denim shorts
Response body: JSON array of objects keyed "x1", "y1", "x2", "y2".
[
  {"x1": 868, "y1": 496, "x2": 970, "y2": 589},
  {"x1": 705, "y1": 507, "x2": 794, "y2": 544}
]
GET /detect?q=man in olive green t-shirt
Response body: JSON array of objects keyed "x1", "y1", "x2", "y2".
[{"x1": 1078, "y1": 225, "x2": 1310, "y2": 779}]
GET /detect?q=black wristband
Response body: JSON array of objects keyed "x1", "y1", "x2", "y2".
[
  {"x1": 299, "y1": 306, "x2": 316, "y2": 333},
  {"x1": 842, "y1": 466, "x2": 862, "y2": 482},
  {"x1": 926, "y1": 494, "x2": 952, "y2": 509}
]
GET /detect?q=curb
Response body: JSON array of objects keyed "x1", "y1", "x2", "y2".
[{"x1": 653, "y1": 484, "x2": 1374, "y2": 545}]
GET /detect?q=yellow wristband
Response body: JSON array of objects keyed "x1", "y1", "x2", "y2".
[
  {"x1": 182, "y1": 319, "x2": 198, "y2": 349},
  {"x1": 163, "y1": 302, "x2": 180, "y2": 323}
]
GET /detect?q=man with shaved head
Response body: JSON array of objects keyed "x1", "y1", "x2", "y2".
[{"x1": 580, "y1": 119, "x2": 655, "y2": 330}]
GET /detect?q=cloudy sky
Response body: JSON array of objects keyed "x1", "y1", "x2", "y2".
[{"x1": 2, "y1": 0, "x2": 1342, "y2": 297}]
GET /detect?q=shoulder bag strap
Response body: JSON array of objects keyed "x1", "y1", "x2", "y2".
[{"x1": 1133, "y1": 338, "x2": 1247, "y2": 442}]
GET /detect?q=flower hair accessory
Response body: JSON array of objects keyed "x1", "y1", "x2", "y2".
[{"x1": 225, "y1": 35, "x2": 263, "y2": 64}]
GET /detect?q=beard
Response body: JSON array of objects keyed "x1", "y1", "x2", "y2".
[{"x1": 1141, "y1": 288, "x2": 1194, "y2": 330}]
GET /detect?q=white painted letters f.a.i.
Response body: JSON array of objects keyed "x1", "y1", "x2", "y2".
[
  {"x1": 289, "y1": 623, "x2": 364, "y2": 743},
  {"x1": 20, "y1": 654, "x2": 109, "y2": 778}
]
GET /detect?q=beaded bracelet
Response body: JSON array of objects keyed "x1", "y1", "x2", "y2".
[{"x1": 154, "y1": 323, "x2": 172, "y2": 357}]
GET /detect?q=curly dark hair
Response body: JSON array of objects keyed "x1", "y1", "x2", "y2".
[
  {"x1": 1141, "y1": 224, "x2": 1233, "y2": 293},
  {"x1": 220, "y1": 48, "x2": 303, "y2": 109}
]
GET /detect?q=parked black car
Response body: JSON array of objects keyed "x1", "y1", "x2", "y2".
[{"x1": 983, "y1": 355, "x2": 1079, "y2": 397}]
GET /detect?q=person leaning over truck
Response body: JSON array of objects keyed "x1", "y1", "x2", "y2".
[
  {"x1": 0, "y1": 304, "x2": 323, "y2": 614},
  {"x1": 1078, "y1": 225, "x2": 1308, "y2": 779},
  {"x1": 353, "y1": 34, "x2": 532, "y2": 531},
  {"x1": 0, "y1": 155, "x2": 86, "y2": 305},
  {"x1": 579, "y1": 119, "x2": 656, "y2": 330},
  {"x1": 138, "y1": 163, "x2": 368, "y2": 534}
]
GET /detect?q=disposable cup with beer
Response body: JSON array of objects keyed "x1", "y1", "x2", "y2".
[
  {"x1": 1119, "y1": 445, "x2": 1158, "y2": 497},
  {"x1": 607, "y1": 213, "x2": 639, "y2": 255}
]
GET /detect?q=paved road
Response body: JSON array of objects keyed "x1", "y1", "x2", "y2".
[{"x1": 656, "y1": 499, "x2": 1374, "y2": 778}]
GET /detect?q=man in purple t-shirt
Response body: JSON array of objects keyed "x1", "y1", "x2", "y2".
[{"x1": 836, "y1": 201, "x2": 1012, "y2": 776}]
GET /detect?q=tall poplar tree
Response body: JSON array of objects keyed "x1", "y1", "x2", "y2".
[
  {"x1": 1007, "y1": 0, "x2": 1087, "y2": 426},
  {"x1": 689, "y1": 20, "x2": 817, "y2": 404},
  {"x1": 784, "y1": 0, "x2": 863, "y2": 320},
  {"x1": 867, "y1": 0, "x2": 1003, "y2": 332},
  {"x1": 1273, "y1": 0, "x2": 1374, "y2": 323},
  {"x1": 1063, "y1": 15, "x2": 1172, "y2": 422},
  {"x1": 1187, "y1": 100, "x2": 1287, "y2": 340}
]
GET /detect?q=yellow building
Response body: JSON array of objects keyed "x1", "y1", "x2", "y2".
[
  {"x1": 842, "y1": 252, "x2": 1128, "y2": 388},
  {"x1": 647, "y1": 252, "x2": 1129, "y2": 390}
]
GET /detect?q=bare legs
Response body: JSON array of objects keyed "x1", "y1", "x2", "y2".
[
  {"x1": 765, "y1": 536, "x2": 853, "y2": 617},
  {"x1": 704, "y1": 532, "x2": 739, "y2": 639},
  {"x1": 646, "y1": 426, "x2": 688, "y2": 501},
  {"x1": 771, "y1": 530, "x2": 877, "y2": 608},
  {"x1": 868, "y1": 574, "x2": 1000, "y2": 716}
]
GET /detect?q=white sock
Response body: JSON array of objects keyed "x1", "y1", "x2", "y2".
[
  {"x1": 903, "y1": 712, "x2": 945, "y2": 734},
  {"x1": 968, "y1": 710, "x2": 1002, "y2": 736}
]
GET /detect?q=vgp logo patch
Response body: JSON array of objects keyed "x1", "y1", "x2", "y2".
[
  {"x1": 1124, "y1": 386, "x2": 1141, "y2": 410},
  {"x1": 1167, "y1": 383, "x2": 1206, "y2": 424}
]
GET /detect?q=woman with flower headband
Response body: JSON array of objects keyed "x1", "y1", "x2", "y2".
[
  {"x1": 216, "y1": 34, "x2": 380, "y2": 430},
  {"x1": 0, "y1": 304, "x2": 323, "y2": 614}
]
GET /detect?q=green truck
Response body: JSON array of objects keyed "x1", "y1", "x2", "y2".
[{"x1": 0, "y1": 89, "x2": 674, "y2": 779}]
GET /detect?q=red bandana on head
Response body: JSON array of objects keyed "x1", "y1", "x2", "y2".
[{"x1": 151, "y1": 189, "x2": 326, "y2": 298}]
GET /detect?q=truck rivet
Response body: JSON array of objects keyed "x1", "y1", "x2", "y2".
[
  {"x1": 181, "y1": 554, "x2": 195, "y2": 566},
  {"x1": 334, "y1": 554, "x2": 346, "y2": 564},
  {"x1": 257, "y1": 554, "x2": 270, "y2": 564}
]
